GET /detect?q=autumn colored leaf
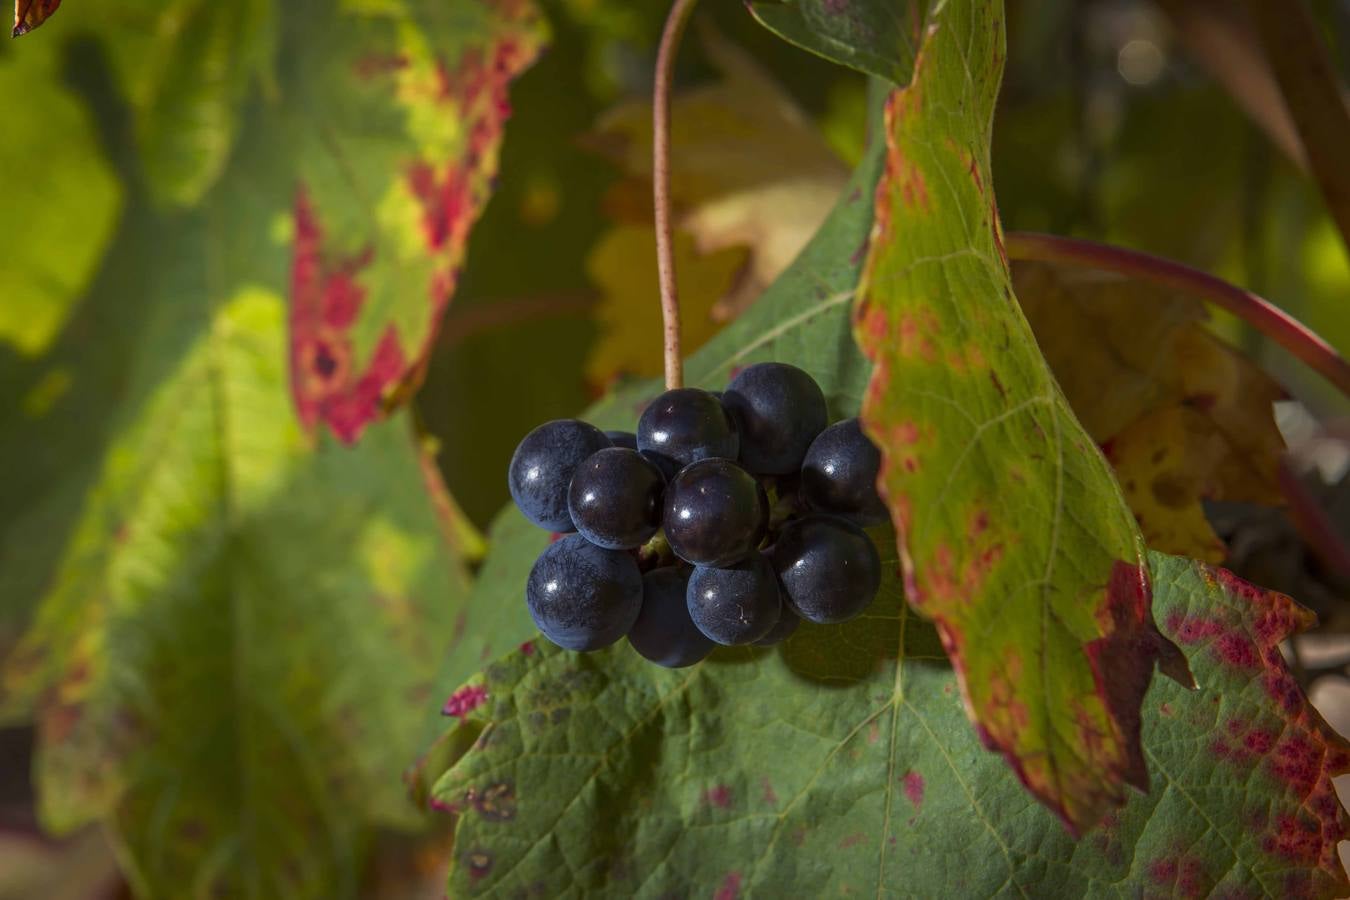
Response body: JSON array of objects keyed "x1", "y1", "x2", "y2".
[
  {"x1": 0, "y1": 0, "x2": 519, "y2": 893},
  {"x1": 13, "y1": 0, "x2": 59, "y2": 36},
  {"x1": 427, "y1": 547, "x2": 1349, "y2": 897},
  {"x1": 583, "y1": 225, "x2": 746, "y2": 388},
  {"x1": 853, "y1": 0, "x2": 1178, "y2": 833},
  {"x1": 582, "y1": 30, "x2": 847, "y2": 385},
  {"x1": 1015, "y1": 259, "x2": 1287, "y2": 561},
  {"x1": 288, "y1": 1, "x2": 543, "y2": 444}
]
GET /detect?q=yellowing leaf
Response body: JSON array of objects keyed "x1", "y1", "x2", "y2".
[
  {"x1": 582, "y1": 29, "x2": 848, "y2": 384},
  {"x1": 1015, "y1": 260, "x2": 1286, "y2": 561},
  {"x1": 583, "y1": 225, "x2": 746, "y2": 387}
]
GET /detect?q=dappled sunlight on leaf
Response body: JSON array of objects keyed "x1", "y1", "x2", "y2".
[
  {"x1": 3, "y1": 292, "x2": 473, "y2": 895},
  {"x1": 0, "y1": 41, "x2": 120, "y2": 358}
]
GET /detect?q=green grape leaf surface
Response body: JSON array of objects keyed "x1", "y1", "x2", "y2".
[{"x1": 853, "y1": 0, "x2": 1178, "y2": 833}]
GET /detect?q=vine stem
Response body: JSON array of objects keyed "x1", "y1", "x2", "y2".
[
  {"x1": 654, "y1": 0, "x2": 698, "y2": 390},
  {"x1": 1004, "y1": 231, "x2": 1350, "y2": 402}
]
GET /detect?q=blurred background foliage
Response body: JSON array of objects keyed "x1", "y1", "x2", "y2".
[{"x1": 2, "y1": 0, "x2": 1349, "y2": 895}]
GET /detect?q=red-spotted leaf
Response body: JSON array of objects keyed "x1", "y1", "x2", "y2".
[
  {"x1": 0, "y1": 0, "x2": 523, "y2": 893},
  {"x1": 426, "y1": 550, "x2": 1349, "y2": 896},
  {"x1": 853, "y1": 0, "x2": 1178, "y2": 833},
  {"x1": 288, "y1": 2, "x2": 543, "y2": 444},
  {"x1": 13, "y1": 0, "x2": 59, "y2": 36}
]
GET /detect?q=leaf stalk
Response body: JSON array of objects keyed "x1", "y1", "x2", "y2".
[{"x1": 654, "y1": 0, "x2": 699, "y2": 390}]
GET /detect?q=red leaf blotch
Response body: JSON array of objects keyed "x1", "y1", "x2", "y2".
[
  {"x1": 714, "y1": 872, "x2": 742, "y2": 900},
  {"x1": 442, "y1": 684, "x2": 488, "y2": 718},
  {"x1": 902, "y1": 771, "x2": 924, "y2": 810},
  {"x1": 704, "y1": 784, "x2": 734, "y2": 809}
]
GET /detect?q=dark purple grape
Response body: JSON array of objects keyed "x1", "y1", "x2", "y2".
[
  {"x1": 605, "y1": 430, "x2": 638, "y2": 450},
  {"x1": 664, "y1": 458, "x2": 767, "y2": 567},
  {"x1": 771, "y1": 514, "x2": 881, "y2": 624},
  {"x1": 567, "y1": 448, "x2": 665, "y2": 550},
  {"x1": 754, "y1": 604, "x2": 800, "y2": 646},
  {"x1": 687, "y1": 553, "x2": 782, "y2": 645},
  {"x1": 801, "y1": 418, "x2": 887, "y2": 525},
  {"x1": 637, "y1": 388, "x2": 738, "y2": 474},
  {"x1": 628, "y1": 567, "x2": 714, "y2": 667},
  {"x1": 508, "y1": 420, "x2": 611, "y2": 532},
  {"x1": 526, "y1": 534, "x2": 642, "y2": 651},
  {"x1": 722, "y1": 362, "x2": 827, "y2": 474}
]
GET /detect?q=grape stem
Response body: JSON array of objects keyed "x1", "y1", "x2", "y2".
[
  {"x1": 1004, "y1": 231, "x2": 1350, "y2": 402},
  {"x1": 654, "y1": 0, "x2": 698, "y2": 390}
]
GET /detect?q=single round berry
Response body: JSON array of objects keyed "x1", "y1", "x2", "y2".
[
  {"x1": 722, "y1": 362, "x2": 827, "y2": 474},
  {"x1": 771, "y1": 514, "x2": 881, "y2": 624},
  {"x1": 567, "y1": 448, "x2": 665, "y2": 550},
  {"x1": 526, "y1": 534, "x2": 642, "y2": 651},
  {"x1": 508, "y1": 420, "x2": 611, "y2": 532},
  {"x1": 664, "y1": 458, "x2": 767, "y2": 567},
  {"x1": 628, "y1": 567, "x2": 714, "y2": 667},
  {"x1": 605, "y1": 430, "x2": 638, "y2": 450},
  {"x1": 637, "y1": 387, "x2": 738, "y2": 474},
  {"x1": 687, "y1": 553, "x2": 782, "y2": 645},
  {"x1": 801, "y1": 418, "x2": 887, "y2": 525},
  {"x1": 754, "y1": 604, "x2": 800, "y2": 647}
]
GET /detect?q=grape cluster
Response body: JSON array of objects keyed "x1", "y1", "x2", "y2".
[{"x1": 508, "y1": 362, "x2": 885, "y2": 667}]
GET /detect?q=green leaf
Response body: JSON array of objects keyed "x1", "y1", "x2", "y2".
[
  {"x1": 0, "y1": 38, "x2": 121, "y2": 357},
  {"x1": 432, "y1": 550, "x2": 1349, "y2": 897},
  {"x1": 747, "y1": 0, "x2": 931, "y2": 85},
  {"x1": 853, "y1": 0, "x2": 1177, "y2": 832},
  {"x1": 90, "y1": 0, "x2": 279, "y2": 207}
]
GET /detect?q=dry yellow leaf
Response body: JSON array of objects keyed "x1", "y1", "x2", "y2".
[
  {"x1": 581, "y1": 29, "x2": 848, "y2": 385},
  {"x1": 583, "y1": 225, "x2": 746, "y2": 390},
  {"x1": 1015, "y1": 259, "x2": 1286, "y2": 561}
]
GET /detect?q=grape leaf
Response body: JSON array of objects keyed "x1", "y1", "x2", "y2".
[
  {"x1": 0, "y1": 0, "x2": 524, "y2": 892},
  {"x1": 12, "y1": 0, "x2": 58, "y2": 36},
  {"x1": 430, "y1": 549, "x2": 1349, "y2": 897},
  {"x1": 286, "y1": 0, "x2": 543, "y2": 444},
  {"x1": 747, "y1": 0, "x2": 929, "y2": 85},
  {"x1": 85, "y1": 0, "x2": 278, "y2": 208},
  {"x1": 1015, "y1": 259, "x2": 1286, "y2": 562},
  {"x1": 853, "y1": 0, "x2": 1179, "y2": 833}
]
